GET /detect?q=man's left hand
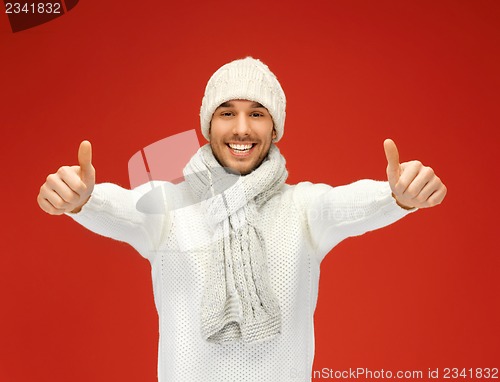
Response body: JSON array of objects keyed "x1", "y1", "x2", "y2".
[{"x1": 384, "y1": 139, "x2": 447, "y2": 209}]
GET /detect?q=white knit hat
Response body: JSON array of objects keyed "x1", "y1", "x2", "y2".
[{"x1": 200, "y1": 57, "x2": 286, "y2": 142}]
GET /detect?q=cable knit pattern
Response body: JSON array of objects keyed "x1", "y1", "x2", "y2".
[
  {"x1": 67, "y1": 178, "x2": 413, "y2": 382},
  {"x1": 184, "y1": 144, "x2": 287, "y2": 343},
  {"x1": 200, "y1": 57, "x2": 287, "y2": 142}
]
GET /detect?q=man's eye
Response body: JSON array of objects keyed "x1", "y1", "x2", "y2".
[
  {"x1": 251, "y1": 112, "x2": 263, "y2": 117},
  {"x1": 221, "y1": 112, "x2": 233, "y2": 117}
]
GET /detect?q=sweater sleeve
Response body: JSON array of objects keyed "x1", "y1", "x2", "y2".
[
  {"x1": 294, "y1": 179, "x2": 415, "y2": 262},
  {"x1": 65, "y1": 182, "x2": 168, "y2": 261}
]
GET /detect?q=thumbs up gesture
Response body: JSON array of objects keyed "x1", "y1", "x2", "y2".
[
  {"x1": 384, "y1": 139, "x2": 447, "y2": 209},
  {"x1": 37, "y1": 141, "x2": 96, "y2": 215}
]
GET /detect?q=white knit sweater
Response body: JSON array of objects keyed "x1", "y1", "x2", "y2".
[{"x1": 68, "y1": 179, "x2": 411, "y2": 382}]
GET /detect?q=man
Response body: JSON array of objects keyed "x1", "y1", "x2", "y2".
[{"x1": 37, "y1": 57, "x2": 446, "y2": 381}]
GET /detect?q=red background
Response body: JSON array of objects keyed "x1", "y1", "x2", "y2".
[{"x1": 1, "y1": 1, "x2": 498, "y2": 381}]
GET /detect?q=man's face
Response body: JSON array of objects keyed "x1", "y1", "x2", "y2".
[{"x1": 209, "y1": 99, "x2": 276, "y2": 175}]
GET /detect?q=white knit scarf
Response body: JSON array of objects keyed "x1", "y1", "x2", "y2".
[{"x1": 183, "y1": 144, "x2": 288, "y2": 344}]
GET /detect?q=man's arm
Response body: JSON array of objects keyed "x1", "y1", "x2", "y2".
[
  {"x1": 37, "y1": 141, "x2": 166, "y2": 259},
  {"x1": 299, "y1": 139, "x2": 447, "y2": 261}
]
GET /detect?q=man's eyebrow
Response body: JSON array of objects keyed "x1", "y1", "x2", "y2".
[
  {"x1": 250, "y1": 102, "x2": 265, "y2": 108},
  {"x1": 217, "y1": 102, "x2": 266, "y2": 108}
]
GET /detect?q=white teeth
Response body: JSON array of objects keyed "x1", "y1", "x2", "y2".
[{"x1": 228, "y1": 143, "x2": 253, "y2": 151}]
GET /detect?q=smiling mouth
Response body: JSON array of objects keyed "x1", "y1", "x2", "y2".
[{"x1": 227, "y1": 143, "x2": 256, "y2": 154}]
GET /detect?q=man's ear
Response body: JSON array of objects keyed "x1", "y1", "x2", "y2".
[{"x1": 272, "y1": 128, "x2": 277, "y2": 140}]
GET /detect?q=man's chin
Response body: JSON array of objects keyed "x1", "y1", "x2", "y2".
[
  {"x1": 228, "y1": 164, "x2": 252, "y2": 176},
  {"x1": 225, "y1": 162, "x2": 257, "y2": 176}
]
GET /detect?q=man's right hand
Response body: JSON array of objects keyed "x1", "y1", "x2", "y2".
[{"x1": 37, "y1": 140, "x2": 95, "y2": 215}]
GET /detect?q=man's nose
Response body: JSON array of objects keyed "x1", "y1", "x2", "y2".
[{"x1": 233, "y1": 114, "x2": 251, "y2": 136}]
